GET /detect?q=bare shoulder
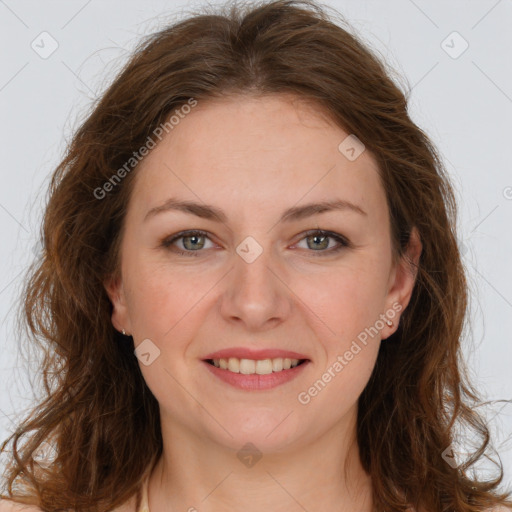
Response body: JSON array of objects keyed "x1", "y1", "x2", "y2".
[
  {"x1": 0, "y1": 499, "x2": 43, "y2": 512},
  {"x1": 109, "y1": 493, "x2": 137, "y2": 512},
  {"x1": 0, "y1": 494, "x2": 137, "y2": 512},
  {"x1": 412, "y1": 505, "x2": 511, "y2": 512}
]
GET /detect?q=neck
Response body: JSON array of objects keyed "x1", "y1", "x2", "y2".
[{"x1": 147, "y1": 408, "x2": 374, "y2": 512}]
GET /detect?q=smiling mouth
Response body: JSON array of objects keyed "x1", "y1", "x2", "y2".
[{"x1": 205, "y1": 357, "x2": 308, "y2": 375}]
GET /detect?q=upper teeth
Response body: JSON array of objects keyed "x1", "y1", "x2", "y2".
[{"x1": 212, "y1": 357, "x2": 301, "y2": 374}]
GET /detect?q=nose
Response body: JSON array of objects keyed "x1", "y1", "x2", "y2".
[{"x1": 219, "y1": 240, "x2": 292, "y2": 331}]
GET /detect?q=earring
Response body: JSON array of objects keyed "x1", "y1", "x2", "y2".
[
  {"x1": 122, "y1": 329, "x2": 126, "y2": 335},
  {"x1": 385, "y1": 319, "x2": 393, "y2": 327}
]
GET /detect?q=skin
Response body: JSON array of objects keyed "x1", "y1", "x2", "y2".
[{"x1": 104, "y1": 93, "x2": 422, "y2": 512}]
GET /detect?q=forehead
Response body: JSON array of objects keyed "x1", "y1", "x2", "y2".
[{"x1": 129, "y1": 94, "x2": 385, "y2": 223}]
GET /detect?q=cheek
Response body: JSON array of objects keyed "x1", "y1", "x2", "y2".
[
  {"x1": 296, "y1": 271, "x2": 383, "y2": 414},
  {"x1": 298, "y1": 341, "x2": 379, "y2": 431},
  {"x1": 291, "y1": 262, "x2": 389, "y2": 340},
  {"x1": 122, "y1": 255, "x2": 185, "y2": 337},
  {"x1": 123, "y1": 253, "x2": 223, "y2": 346}
]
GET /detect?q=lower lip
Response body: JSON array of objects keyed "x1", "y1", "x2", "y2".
[{"x1": 202, "y1": 360, "x2": 310, "y2": 390}]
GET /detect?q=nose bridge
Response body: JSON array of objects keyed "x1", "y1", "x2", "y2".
[{"x1": 220, "y1": 234, "x2": 290, "y2": 328}]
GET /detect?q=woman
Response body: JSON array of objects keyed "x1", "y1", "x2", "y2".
[{"x1": 1, "y1": 1, "x2": 510, "y2": 511}]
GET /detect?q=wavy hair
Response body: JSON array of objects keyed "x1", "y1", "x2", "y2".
[{"x1": 1, "y1": 1, "x2": 511, "y2": 511}]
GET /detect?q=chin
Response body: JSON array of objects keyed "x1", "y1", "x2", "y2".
[{"x1": 206, "y1": 408, "x2": 303, "y2": 453}]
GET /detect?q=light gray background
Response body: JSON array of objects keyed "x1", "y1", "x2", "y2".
[{"x1": 1, "y1": 0, "x2": 511, "y2": 491}]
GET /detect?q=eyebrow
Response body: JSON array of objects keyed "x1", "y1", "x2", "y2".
[{"x1": 143, "y1": 197, "x2": 367, "y2": 224}]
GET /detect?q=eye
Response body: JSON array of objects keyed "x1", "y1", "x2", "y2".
[
  {"x1": 161, "y1": 230, "x2": 215, "y2": 257},
  {"x1": 161, "y1": 229, "x2": 350, "y2": 257},
  {"x1": 294, "y1": 229, "x2": 349, "y2": 256}
]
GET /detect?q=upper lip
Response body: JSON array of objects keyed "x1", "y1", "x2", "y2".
[{"x1": 203, "y1": 347, "x2": 310, "y2": 361}]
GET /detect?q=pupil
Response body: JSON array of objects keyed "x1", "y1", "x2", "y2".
[
  {"x1": 185, "y1": 235, "x2": 203, "y2": 250},
  {"x1": 310, "y1": 235, "x2": 327, "y2": 250}
]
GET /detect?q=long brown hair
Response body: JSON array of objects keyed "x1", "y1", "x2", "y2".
[{"x1": 1, "y1": 1, "x2": 511, "y2": 511}]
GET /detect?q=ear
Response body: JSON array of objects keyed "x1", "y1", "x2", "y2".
[
  {"x1": 382, "y1": 226, "x2": 422, "y2": 338},
  {"x1": 104, "y1": 273, "x2": 132, "y2": 335}
]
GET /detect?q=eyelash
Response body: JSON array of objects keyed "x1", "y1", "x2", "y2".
[{"x1": 161, "y1": 229, "x2": 350, "y2": 257}]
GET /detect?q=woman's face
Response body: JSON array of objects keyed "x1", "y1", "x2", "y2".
[{"x1": 105, "y1": 94, "x2": 420, "y2": 453}]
